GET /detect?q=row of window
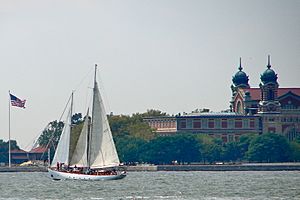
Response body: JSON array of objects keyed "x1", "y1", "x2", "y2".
[
  {"x1": 179, "y1": 118, "x2": 256, "y2": 129},
  {"x1": 149, "y1": 121, "x2": 176, "y2": 128},
  {"x1": 281, "y1": 117, "x2": 300, "y2": 123}
]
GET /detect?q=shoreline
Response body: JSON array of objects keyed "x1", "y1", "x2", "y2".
[{"x1": 1, "y1": 163, "x2": 300, "y2": 172}]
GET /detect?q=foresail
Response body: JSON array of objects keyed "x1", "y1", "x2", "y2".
[
  {"x1": 69, "y1": 115, "x2": 89, "y2": 167},
  {"x1": 51, "y1": 108, "x2": 72, "y2": 167},
  {"x1": 89, "y1": 82, "x2": 120, "y2": 168}
]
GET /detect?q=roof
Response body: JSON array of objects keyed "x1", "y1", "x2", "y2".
[
  {"x1": 29, "y1": 146, "x2": 48, "y2": 153},
  {"x1": 240, "y1": 88, "x2": 300, "y2": 101},
  {"x1": 177, "y1": 112, "x2": 260, "y2": 119}
]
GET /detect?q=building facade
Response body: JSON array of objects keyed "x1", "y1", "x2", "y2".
[
  {"x1": 145, "y1": 56, "x2": 300, "y2": 142},
  {"x1": 176, "y1": 113, "x2": 261, "y2": 142},
  {"x1": 230, "y1": 56, "x2": 300, "y2": 140},
  {"x1": 143, "y1": 116, "x2": 177, "y2": 136}
]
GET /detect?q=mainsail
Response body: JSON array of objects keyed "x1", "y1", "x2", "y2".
[{"x1": 88, "y1": 81, "x2": 120, "y2": 168}]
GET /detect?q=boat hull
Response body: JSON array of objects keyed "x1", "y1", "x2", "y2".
[{"x1": 48, "y1": 168, "x2": 126, "y2": 181}]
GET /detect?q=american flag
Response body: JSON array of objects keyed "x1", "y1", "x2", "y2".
[{"x1": 10, "y1": 94, "x2": 26, "y2": 108}]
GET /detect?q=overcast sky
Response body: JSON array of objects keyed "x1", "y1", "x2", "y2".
[{"x1": 1, "y1": 0, "x2": 299, "y2": 149}]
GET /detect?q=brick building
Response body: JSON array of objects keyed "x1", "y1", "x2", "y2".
[
  {"x1": 230, "y1": 56, "x2": 300, "y2": 140},
  {"x1": 145, "y1": 56, "x2": 300, "y2": 142}
]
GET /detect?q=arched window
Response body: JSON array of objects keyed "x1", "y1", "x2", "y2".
[{"x1": 236, "y1": 101, "x2": 242, "y2": 113}]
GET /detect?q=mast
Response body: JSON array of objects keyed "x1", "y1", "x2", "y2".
[
  {"x1": 87, "y1": 64, "x2": 97, "y2": 168},
  {"x1": 68, "y1": 91, "x2": 74, "y2": 164}
]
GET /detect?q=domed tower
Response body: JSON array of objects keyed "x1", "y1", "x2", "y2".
[
  {"x1": 258, "y1": 55, "x2": 282, "y2": 134},
  {"x1": 230, "y1": 58, "x2": 250, "y2": 112},
  {"x1": 259, "y1": 55, "x2": 281, "y2": 113},
  {"x1": 232, "y1": 57, "x2": 250, "y2": 89}
]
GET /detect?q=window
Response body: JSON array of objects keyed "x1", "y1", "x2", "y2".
[
  {"x1": 235, "y1": 119, "x2": 242, "y2": 128},
  {"x1": 180, "y1": 120, "x2": 187, "y2": 129},
  {"x1": 208, "y1": 119, "x2": 215, "y2": 128},
  {"x1": 250, "y1": 119, "x2": 255, "y2": 128},
  {"x1": 236, "y1": 101, "x2": 243, "y2": 113},
  {"x1": 193, "y1": 119, "x2": 201, "y2": 129},
  {"x1": 221, "y1": 119, "x2": 228, "y2": 128}
]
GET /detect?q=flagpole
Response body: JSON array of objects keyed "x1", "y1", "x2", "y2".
[{"x1": 8, "y1": 90, "x2": 11, "y2": 168}]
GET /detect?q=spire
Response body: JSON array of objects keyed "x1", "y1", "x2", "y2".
[
  {"x1": 238, "y1": 57, "x2": 242, "y2": 71},
  {"x1": 267, "y1": 55, "x2": 271, "y2": 69}
]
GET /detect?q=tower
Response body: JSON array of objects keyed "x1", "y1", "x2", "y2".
[
  {"x1": 230, "y1": 58, "x2": 250, "y2": 113},
  {"x1": 258, "y1": 55, "x2": 282, "y2": 134}
]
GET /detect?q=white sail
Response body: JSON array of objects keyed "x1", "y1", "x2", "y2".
[
  {"x1": 51, "y1": 108, "x2": 72, "y2": 167},
  {"x1": 89, "y1": 82, "x2": 120, "y2": 168},
  {"x1": 69, "y1": 114, "x2": 89, "y2": 167}
]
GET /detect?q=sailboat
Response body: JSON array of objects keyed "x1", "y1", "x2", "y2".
[{"x1": 48, "y1": 65, "x2": 126, "y2": 180}]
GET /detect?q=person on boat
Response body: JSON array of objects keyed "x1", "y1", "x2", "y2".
[{"x1": 56, "y1": 162, "x2": 60, "y2": 171}]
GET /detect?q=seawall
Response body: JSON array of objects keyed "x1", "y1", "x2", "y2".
[
  {"x1": 127, "y1": 163, "x2": 300, "y2": 171},
  {"x1": 0, "y1": 166, "x2": 47, "y2": 172},
  {"x1": 1, "y1": 163, "x2": 300, "y2": 172}
]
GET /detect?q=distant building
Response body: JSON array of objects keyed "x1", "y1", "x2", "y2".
[
  {"x1": 11, "y1": 149, "x2": 29, "y2": 164},
  {"x1": 143, "y1": 116, "x2": 177, "y2": 136},
  {"x1": 230, "y1": 56, "x2": 300, "y2": 140},
  {"x1": 29, "y1": 146, "x2": 48, "y2": 161},
  {"x1": 176, "y1": 112, "x2": 261, "y2": 142},
  {"x1": 145, "y1": 56, "x2": 300, "y2": 142}
]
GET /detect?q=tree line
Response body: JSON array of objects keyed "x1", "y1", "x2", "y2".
[{"x1": 1, "y1": 109, "x2": 300, "y2": 164}]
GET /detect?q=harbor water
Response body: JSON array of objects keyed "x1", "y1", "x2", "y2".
[{"x1": 0, "y1": 171, "x2": 299, "y2": 200}]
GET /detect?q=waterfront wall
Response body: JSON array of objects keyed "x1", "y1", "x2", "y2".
[
  {"x1": 156, "y1": 163, "x2": 300, "y2": 171},
  {"x1": 0, "y1": 166, "x2": 47, "y2": 172},
  {"x1": 1, "y1": 163, "x2": 300, "y2": 172},
  {"x1": 127, "y1": 163, "x2": 300, "y2": 171}
]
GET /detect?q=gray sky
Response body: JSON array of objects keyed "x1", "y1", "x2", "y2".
[{"x1": 1, "y1": 0, "x2": 299, "y2": 149}]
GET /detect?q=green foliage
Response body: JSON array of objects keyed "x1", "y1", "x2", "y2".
[
  {"x1": 247, "y1": 133, "x2": 291, "y2": 162},
  {"x1": 223, "y1": 142, "x2": 241, "y2": 162},
  {"x1": 72, "y1": 113, "x2": 83, "y2": 125},
  {"x1": 108, "y1": 112, "x2": 156, "y2": 141},
  {"x1": 290, "y1": 141, "x2": 300, "y2": 161},
  {"x1": 0, "y1": 140, "x2": 20, "y2": 163},
  {"x1": 115, "y1": 136, "x2": 147, "y2": 163},
  {"x1": 142, "y1": 134, "x2": 200, "y2": 164},
  {"x1": 140, "y1": 109, "x2": 168, "y2": 117},
  {"x1": 38, "y1": 120, "x2": 64, "y2": 147},
  {"x1": 38, "y1": 114, "x2": 84, "y2": 148},
  {"x1": 238, "y1": 133, "x2": 257, "y2": 160}
]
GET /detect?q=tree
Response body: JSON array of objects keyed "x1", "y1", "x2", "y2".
[
  {"x1": 0, "y1": 140, "x2": 20, "y2": 163},
  {"x1": 141, "y1": 109, "x2": 168, "y2": 117},
  {"x1": 223, "y1": 142, "x2": 242, "y2": 162},
  {"x1": 115, "y1": 136, "x2": 147, "y2": 163},
  {"x1": 238, "y1": 133, "x2": 257, "y2": 160},
  {"x1": 247, "y1": 133, "x2": 291, "y2": 162},
  {"x1": 37, "y1": 113, "x2": 84, "y2": 148},
  {"x1": 108, "y1": 112, "x2": 156, "y2": 141},
  {"x1": 290, "y1": 141, "x2": 300, "y2": 162},
  {"x1": 142, "y1": 134, "x2": 200, "y2": 164},
  {"x1": 38, "y1": 120, "x2": 64, "y2": 147},
  {"x1": 72, "y1": 113, "x2": 83, "y2": 125}
]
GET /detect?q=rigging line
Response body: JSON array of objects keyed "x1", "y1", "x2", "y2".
[
  {"x1": 97, "y1": 69, "x2": 112, "y2": 115},
  {"x1": 41, "y1": 92, "x2": 73, "y2": 161}
]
